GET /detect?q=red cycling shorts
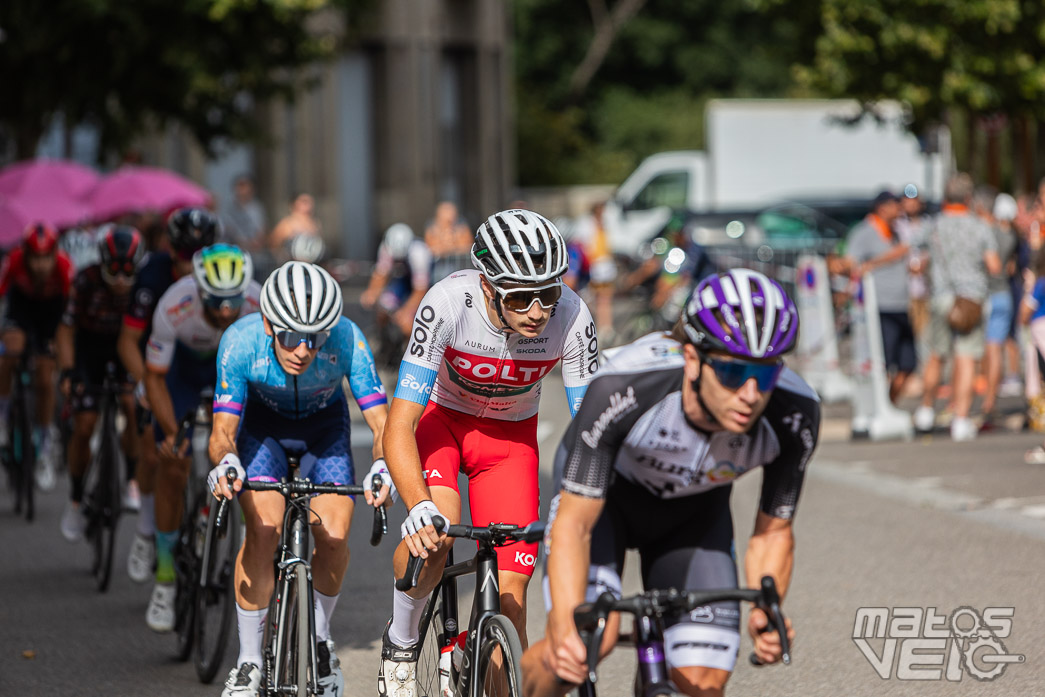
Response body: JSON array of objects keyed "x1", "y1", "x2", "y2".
[{"x1": 417, "y1": 402, "x2": 540, "y2": 576}]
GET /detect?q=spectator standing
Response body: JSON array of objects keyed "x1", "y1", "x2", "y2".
[
  {"x1": 221, "y1": 174, "x2": 266, "y2": 252},
  {"x1": 913, "y1": 173, "x2": 1001, "y2": 441},
  {"x1": 571, "y1": 201, "x2": 616, "y2": 338},
  {"x1": 424, "y1": 201, "x2": 472, "y2": 283},
  {"x1": 270, "y1": 193, "x2": 321, "y2": 250},
  {"x1": 895, "y1": 186, "x2": 930, "y2": 364},
  {"x1": 979, "y1": 192, "x2": 1019, "y2": 425},
  {"x1": 847, "y1": 190, "x2": 915, "y2": 404},
  {"x1": 1019, "y1": 251, "x2": 1045, "y2": 462}
]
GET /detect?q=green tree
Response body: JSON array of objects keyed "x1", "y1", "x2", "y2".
[
  {"x1": 0, "y1": 0, "x2": 372, "y2": 159},
  {"x1": 513, "y1": 0, "x2": 823, "y2": 185}
]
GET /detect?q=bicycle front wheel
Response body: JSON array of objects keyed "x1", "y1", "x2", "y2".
[
  {"x1": 291, "y1": 567, "x2": 312, "y2": 697},
  {"x1": 475, "y1": 614, "x2": 523, "y2": 697},
  {"x1": 415, "y1": 594, "x2": 450, "y2": 697},
  {"x1": 90, "y1": 427, "x2": 120, "y2": 593},
  {"x1": 195, "y1": 498, "x2": 242, "y2": 683}
]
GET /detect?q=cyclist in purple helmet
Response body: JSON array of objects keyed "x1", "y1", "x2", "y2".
[{"x1": 524, "y1": 268, "x2": 818, "y2": 697}]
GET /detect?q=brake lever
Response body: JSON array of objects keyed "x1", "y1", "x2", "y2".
[
  {"x1": 749, "y1": 576, "x2": 791, "y2": 666},
  {"x1": 213, "y1": 468, "x2": 239, "y2": 537},
  {"x1": 370, "y1": 478, "x2": 387, "y2": 547}
]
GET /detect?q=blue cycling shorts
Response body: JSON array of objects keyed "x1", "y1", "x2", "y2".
[{"x1": 238, "y1": 397, "x2": 354, "y2": 489}]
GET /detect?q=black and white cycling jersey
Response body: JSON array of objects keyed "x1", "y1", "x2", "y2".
[{"x1": 554, "y1": 332, "x2": 820, "y2": 519}]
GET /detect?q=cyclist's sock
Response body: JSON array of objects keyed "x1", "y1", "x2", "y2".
[
  {"x1": 389, "y1": 588, "x2": 430, "y2": 647},
  {"x1": 137, "y1": 493, "x2": 156, "y2": 537},
  {"x1": 313, "y1": 591, "x2": 339, "y2": 642},
  {"x1": 70, "y1": 474, "x2": 85, "y2": 504},
  {"x1": 236, "y1": 604, "x2": 268, "y2": 667},
  {"x1": 154, "y1": 530, "x2": 178, "y2": 584},
  {"x1": 32, "y1": 425, "x2": 44, "y2": 450},
  {"x1": 125, "y1": 456, "x2": 137, "y2": 482}
]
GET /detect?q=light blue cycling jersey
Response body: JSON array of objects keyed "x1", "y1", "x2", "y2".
[{"x1": 213, "y1": 313, "x2": 387, "y2": 419}]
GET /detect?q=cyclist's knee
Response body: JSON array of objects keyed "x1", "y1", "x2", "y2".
[
  {"x1": 671, "y1": 666, "x2": 729, "y2": 697},
  {"x1": 72, "y1": 412, "x2": 98, "y2": 439},
  {"x1": 312, "y1": 524, "x2": 349, "y2": 557}
]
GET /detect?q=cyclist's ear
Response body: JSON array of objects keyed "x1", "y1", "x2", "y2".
[{"x1": 262, "y1": 316, "x2": 274, "y2": 336}]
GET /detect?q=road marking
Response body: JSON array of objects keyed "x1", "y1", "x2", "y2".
[{"x1": 811, "y1": 459, "x2": 1045, "y2": 541}]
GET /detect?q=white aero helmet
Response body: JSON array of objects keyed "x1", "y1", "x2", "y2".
[
  {"x1": 383, "y1": 223, "x2": 415, "y2": 259},
  {"x1": 471, "y1": 209, "x2": 568, "y2": 283},
  {"x1": 261, "y1": 261, "x2": 343, "y2": 333},
  {"x1": 288, "y1": 234, "x2": 327, "y2": 263}
]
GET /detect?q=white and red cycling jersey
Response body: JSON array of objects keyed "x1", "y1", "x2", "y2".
[{"x1": 393, "y1": 269, "x2": 599, "y2": 419}]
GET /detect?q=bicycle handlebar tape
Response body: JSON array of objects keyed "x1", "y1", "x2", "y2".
[
  {"x1": 370, "y1": 479, "x2": 387, "y2": 548},
  {"x1": 394, "y1": 517, "x2": 447, "y2": 591}
]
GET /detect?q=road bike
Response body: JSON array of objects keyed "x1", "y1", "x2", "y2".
[
  {"x1": 3, "y1": 348, "x2": 37, "y2": 520},
  {"x1": 167, "y1": 388, "x2": 245, "y2": 683},
  {"x1": 214, "y1": 456, "x2": 387, "y2": 696},
  {"x1": 81, "y1": 362, "x2": 128, "y2": 592},
  {"x1": 397, "y1": 518, "x2": 546, "y2": 697},
  {"x1": 572, "y1": 577, "x2": 790, "y2": 697}
]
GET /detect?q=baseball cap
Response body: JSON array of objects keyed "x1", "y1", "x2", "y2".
[{"x1": 872, "y1": 190, "x2": 900, "y2": 209}]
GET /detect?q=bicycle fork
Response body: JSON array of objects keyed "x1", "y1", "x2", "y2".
[{"x1": 267, "y1": 509, "x2": 318, "y2": 696}]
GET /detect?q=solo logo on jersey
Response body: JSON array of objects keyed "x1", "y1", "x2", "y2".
[{"x1": 409, "y1": 305, "x2": 437, "y2": 358}]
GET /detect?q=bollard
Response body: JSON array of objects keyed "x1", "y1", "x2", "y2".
[
  {"x1": 849, "y1": 273, "x2": 914, "y2": 441},
  {"x1": 794, "y1": 255, "x2": 852, "y2": 403}
]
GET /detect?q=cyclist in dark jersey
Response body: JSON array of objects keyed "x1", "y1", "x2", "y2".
[
  {"x1": 523, "y1": 269, "x2": 820, "y2": 697},
  {"x1": 117, "y1": 208, "x2": 218, "y2": 583},
  {"x1": 0, "y1": 223, "x2": 75, "y2": 490},
  {"x1": 56, "y1": 226, "x2": 144, "y2": 541}
]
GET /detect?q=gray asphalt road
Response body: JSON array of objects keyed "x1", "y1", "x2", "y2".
[{"x1": 3, "y1": 367, "x2": 1044, "y2": 696}]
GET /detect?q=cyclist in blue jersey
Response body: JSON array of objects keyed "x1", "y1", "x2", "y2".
[{"x1": 208, "y1": 261, "x2": 392, "y2": 697}]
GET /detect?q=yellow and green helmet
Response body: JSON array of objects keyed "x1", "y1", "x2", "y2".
[{"x1": 192, "y1": 243, "x2": 253, "y2": 299}]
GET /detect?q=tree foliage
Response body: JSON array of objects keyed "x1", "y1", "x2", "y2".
[
  {"x1": 773, "y1": 0, "x2": 1045, "y2": 131},
  {"x1": 0, "y1": 0, "x2": 371, "y2": 159},
  {"x1": 513, "y1": 0, "x2": 823, "y2": 185}
]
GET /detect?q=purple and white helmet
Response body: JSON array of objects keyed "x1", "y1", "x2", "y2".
[{"x1": 682, "y1": 269, "x2": 798, "y2": 359}]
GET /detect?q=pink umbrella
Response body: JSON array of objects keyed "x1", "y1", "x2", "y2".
[
  {"x1": 0, "y1": 194, "x2": 91, "y2": 247},
  {"x1": 0, "y1": 159, "x2": 101, "y2": 201},
  {"x1": 88, "y1": 166, "x2": 211, "y2": 221}
]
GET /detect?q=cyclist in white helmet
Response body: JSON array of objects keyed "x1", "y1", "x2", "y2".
[
  {"x1": 361, "y1": 223, "x2": 433, "y2": 364},
  {"x1": 377, "y1": 209, "x2": 600, "y2": 697},
  {"x1": 209, "y1": 261, "x2": 391, "y2": 697}
]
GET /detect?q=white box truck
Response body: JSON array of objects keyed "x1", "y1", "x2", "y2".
[{"x1": 602, "y1": 99, "x2": 952, "y2": 257}]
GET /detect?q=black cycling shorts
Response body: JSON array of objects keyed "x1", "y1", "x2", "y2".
[{"x1": 3, "y1": 290, "x2": 64, "y2": 355}]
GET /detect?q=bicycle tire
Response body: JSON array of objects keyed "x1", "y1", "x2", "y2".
[
  {"x1": 174, "y1": 491, "x2": 205, "y2": 662},
  {"x1": 292, "y1": 568, "x2": 311, "y2": 697},
  {"x1": 474, "y1": 614, "x2": 523, "y2": 697},
  {"x1": 194, "y1": 498, "x2": 241, "y2": 683},
  {"x1": 91, "y1": 415, "x2": 121, "y2": 593},
  {"x1": 415, "y1": 594, "x2": 449, "y2": 697},
  {"x1": 18, "y1": 401, "x2": 33, "y2": 522}
]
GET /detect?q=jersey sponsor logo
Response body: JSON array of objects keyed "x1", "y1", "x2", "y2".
[
  {"x1": 580, "y1": 322, "x2": 599, "y2": 376},
  {"x1": 422, "y1": 469, "x2": 443, "y2": 479},
  {"x1": 444, "y1": 347, "x2": 558, "y2": 385},
  {"x1": 135, "y1": 288, "x2": 154, "y2": 308},
  {"x1": 580, "y1": 386, "x2": 638, "y2": 449},
  {"x1": 464, "y1": 339, "x2": 497, "y2": 352},
  {"x1": 400, "y1": 373, "x2": 434, "y2": 397},
  {"x1": 517, "y1": 336, "x2": 549, "y2": 344},
  {"x1": 215, "y1": 394, "x2": 234, "y2": 404},
  {"x1": 166, "y1": 294, "x2": 194, "y2": 319},
  {"x1": 514, "y1": 551, "x2": 537, "y2": 568},
  {"x1": 408, "y1": 304, "x2": 438, "y2": 358}
]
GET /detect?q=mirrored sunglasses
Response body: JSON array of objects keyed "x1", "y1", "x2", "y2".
[
  {"x1": 275, "y1": 329, "x2": 330, "y2": 350},
  {"x1": 702, "y1": 354, "x2": 784, "y2": 392},
  {"x1": 492, "y1": 280, "x2": 562, "y2": 313}
]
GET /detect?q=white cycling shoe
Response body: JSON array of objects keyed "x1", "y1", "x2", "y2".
[
  {"x1": 146, "y1": 583, "x2": 177, "y2": 633},
  {"x1": 127, "y1": 533, "x2": 155, "y2": 584},
  {"x1": 60, "y1": 501, "x2": 87, "y2": 542},
  {"x1": 378, "y1": 621, "x2": 419, "y2": 697},
  {"x1": 221, "y1": 662, "x2": 262, "y2": 697},
  {"x1": 318, "y1": 639, "x2": 345, "y2": 697}
]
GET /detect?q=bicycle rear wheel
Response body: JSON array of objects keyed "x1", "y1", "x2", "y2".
[
  {"x1": 174, "y1": 491, "x2": 205, "y2": 661},
  {"x1": 12, "y1": 394, "x2": 33, "y2": 521},
  {"x1": 475, "y1": 614, "x2": 523, "y2": 697},
  {"x1": 90, "y1": 419, "x2": 120, "y2": 592},
  {"x1": 415, "y1": 594, "x2": 450, "y2": 697},
  {"x1": 194, "y1": 498, "x2": 242, "y2": 683}
]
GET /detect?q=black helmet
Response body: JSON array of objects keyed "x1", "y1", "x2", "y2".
[
  {"x1": 168, "y1": 207, "x2": 220, "y2": 257},
  {"x1": 97, "y1": 224, "x2": 145, "y2": 282}
]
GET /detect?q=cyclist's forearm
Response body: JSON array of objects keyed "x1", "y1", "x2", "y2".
[
  {"x1": 208, "y1": 414, "x2": 240, "y2": 467},
  {"x1": 117, "y1": 328, "x2": 145, "y2": 383},
  {"x1": 55, "y1": 323, "x2": 74, "y2": 371},
  {"x1": 547, "y1": 534, "x2": 591, "y2": 626},
  {"x1": 361, "y1": 403, "x2": 388, "y2": 460},
  {"x1": 144, "y1": 369, "x2": 177, "y2": 437},
  {"x1": 744, "y1": 523, "x2": 795, "y2": 599},
  {"x1": 383, "y1": 408, "x2": 428, "y2": 508}
]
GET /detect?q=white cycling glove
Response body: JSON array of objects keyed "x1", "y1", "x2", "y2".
[
  {"x1": 134, "y1": 380, "x2": 151, "y2": 410},
  {"x1": 362, "y1": 458, "x2": 398, "y2": 503},
  {"x1": 207, "y1": 453, "x2": 245, "y2": 497},
  {"x1": 401, "y1": 500, "x2": 447, "y2": 539}
]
